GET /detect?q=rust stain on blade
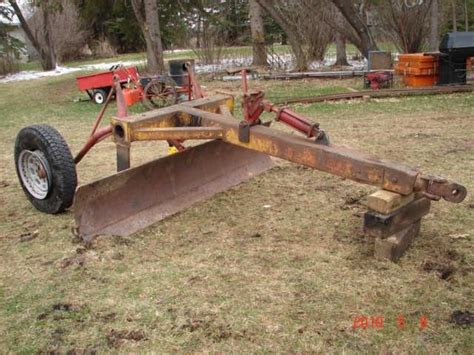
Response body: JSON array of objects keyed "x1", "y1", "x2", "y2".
[{"x1": 73, "y1": 140, "x2": 274, "y2": 241}]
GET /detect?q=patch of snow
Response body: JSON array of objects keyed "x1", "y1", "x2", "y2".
[
  {"x1": 164, "y1": 49, "x2": 192, "y2": 54},
  {"x1": 0, "y1": 66, "x2": 81, "y2": 83},
  {"x1": 195, "y1": 56, "x2": 254, "y2": 74},
  {"x1": 0, "y1": 51, "x2": 368, "y2": 84},
  {"x1": 195, "y1": 53, "x2": 367, "y2": 74},
  {"x1": 309, "y1": 55, "x2": 367, "y2": 71},
  {"x1": 0, "y1": 61, "x2": 145, "y2": 84},
  {"x1": 79, "y1": 60, "x2": 145, "y2": 71}
]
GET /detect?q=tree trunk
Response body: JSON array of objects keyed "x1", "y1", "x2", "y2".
[
  {"x1": 249, "y1": 0, "x2": 268, "y2": 67},
  {"x1": 334, "y1": 12, "x2": 348, "y2": 66},
  {"x1": 452, "y1": 0, "x2": 458, "y2": 31},
  {"x1": 9, "y1": 0, "x2": 56, "y2": 71},
  {"x1": 256, "y1": 0, "x2": 307, "y2": 70},
  {"x1": 334, "y1": 32, "x2": 348, "y2": 66},
  {"x1": 196, "y1": 14, "x2": 201, "y2": 48},
  {"x1": 131, "y1": 0, "x2": 165, "y2": 74},
  {"x1": 41, "y1": 2, "x2": 56, "y2": 70},
  {"x1": 429, "y1": 0, "x2": 439, "y2": 51},
  {"x1": 329, "y1": 0, "x2": 378, "y2": 58},
  {"x1": 464, "y1": 0, "x2": 469, "y2": 31}
]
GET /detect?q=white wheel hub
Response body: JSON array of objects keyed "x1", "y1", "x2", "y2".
[
  {"x1": 94, "y1": 92, "x2": 105, "y2": 104},
  {"x1": 18, "y1": 150, "x2": 52, "y2": 199}
]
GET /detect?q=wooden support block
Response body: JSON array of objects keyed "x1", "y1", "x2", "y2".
[
  {"x1": 374, "y1": 220, "x2": 421, "y2": 262},
  {"x1": 367, "y1": 190, "x2": 415, "y2": 214},
  {"x1": 364, "y1": 197, "x2": 430, "y2": 238}
]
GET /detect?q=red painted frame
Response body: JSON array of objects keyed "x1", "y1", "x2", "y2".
[{"x1": 76, "y1": 67, "x2": 139, "y2": 92}]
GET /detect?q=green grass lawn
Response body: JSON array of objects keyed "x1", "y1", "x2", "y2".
[{"x1": 0, "y1": 72, "x2": 473, "y2": 353}]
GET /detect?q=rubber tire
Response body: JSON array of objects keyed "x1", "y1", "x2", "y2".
[
  {"x1": 14, "y1": 124, "x2": 77, "y2": 214},
  {"x1": 93, "y1": 89, "x2": 107, "y2": 104}
]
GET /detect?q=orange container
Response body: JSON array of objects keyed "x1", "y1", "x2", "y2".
[
  {"x1": 395, "y1": 53, "x2": 438, "y2": 87},
  {"x1": 397, "y1": 53, "x2": 437, "y2": 63},
  {"x1": 403, "y1": 75, "x2": 437, "y2": 87},
  {"x1": 123, "y1": 88, "x2": 142, "y2": 106},
  {"x1": 394, "y1": 65, "x2": 438, "y2": 75}
]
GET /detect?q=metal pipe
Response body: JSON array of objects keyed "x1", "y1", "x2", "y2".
[
  {"x1": 74, "y1": 125, "x2": 112, "y2": 164},
  {"x1": 90, "y1": 87, "x2": 114, "y2": 136}
]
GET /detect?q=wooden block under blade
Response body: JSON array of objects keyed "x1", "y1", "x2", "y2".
[
  {"x1": 374, "y1": 220, "x2": 421, "y2": 262},
  {"x1": 364, "y1": 198, "x2": 430, "y2": 238},
  {"x1": 367, "y1": 190, "x2": 415, "y2": 214}
]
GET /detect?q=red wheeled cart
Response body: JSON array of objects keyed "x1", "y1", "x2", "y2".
[
  {"x1": 75, "y1": 63, "x2": 201, "y2": 110},
  {"x1": 76, "y1": 65, "x2": 140, "y2": 104}
]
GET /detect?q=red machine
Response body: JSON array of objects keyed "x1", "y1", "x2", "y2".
[
  {"x1": 76, "y1": 66, "x2": 140, "y2": 104},
  {"x1": 364, "y1": 71, "x2": 393, "y2": 90},
  {"x1": 76, "y1": 63, "x2": 203, "y2": 110}
]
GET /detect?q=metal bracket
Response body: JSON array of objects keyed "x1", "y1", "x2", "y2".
[
  {"x1": 315, "y1": 129, "x2": 330, "y2": 145},
  {"x1": 238, "y1": 121, "x2": 250, "y2": 143},
  {"x1": 116, "y1": 143, "x2": 131, "y2": 172},
  {"x1": 416, "y1": 174, "x2": 467, "y2": 203}
]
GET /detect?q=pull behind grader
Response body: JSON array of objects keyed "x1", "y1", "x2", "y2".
[{"x1": 14, "y1": 62, "x2": 467, "y2": 246}]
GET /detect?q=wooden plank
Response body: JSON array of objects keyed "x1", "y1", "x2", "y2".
[
  {"x1": 364, "y1": 198, "x2": 430, "y2": 238},
  {"x1": 374, "y1": 220, "x2": 421, "y2": 262},
  {"x1": 367, "y1": 190, "x2": 415, "y2": 214}
]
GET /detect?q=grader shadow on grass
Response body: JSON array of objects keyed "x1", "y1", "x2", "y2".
[{"x1": 0, "y1": 74, "x2": 473, "y2": 353}]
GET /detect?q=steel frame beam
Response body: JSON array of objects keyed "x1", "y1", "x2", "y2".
[{"x1": 109, "y1": 95, "x2": 466, "y2": 203}]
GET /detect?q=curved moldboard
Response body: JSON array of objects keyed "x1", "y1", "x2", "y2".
[{"x1": 74, "y1": 140, "x2": 274, "y2": 241}]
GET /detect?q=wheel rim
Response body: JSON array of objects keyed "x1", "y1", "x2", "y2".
[
  {"x1": 95, "y1": 92, "x2": 104, "y2": 104},
  {"x1": 18, "y1": 150, "x2": 52, "y2": 199},
  {"x1": 145, "y1": 82, "x2": 176, "y2": 108}
]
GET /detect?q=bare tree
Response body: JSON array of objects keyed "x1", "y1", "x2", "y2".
[
  {"x1": 27, "y1": 0, "x2": 88, "y2": 62},
  {"x1": 257, "y1": 0, "x2": 332, "y2": 70},
  {"x1": 9, "y1": 0, "x2": 56, "y2": 70},
  {"x1": 131, "y1": 0, "x2": 165, "y2": 74},
  {"x1": 429, "y1": 0, "x2": 439, "y2": 50},
  {"x1": 256, "y1": 0, "x2": 308, "y2": 70},
  {"x1": 378, "y1": 0, "x2": 433, "y2": 53},
  {"x1": 300, "y1": 1, "x2": 333, "y2": 61},
  {"x1": 329, "y1": 0, "x2": 378, "y2": 58},
  {"x1": 249, "y1": 0, "x2": 268, "y2": 66}
]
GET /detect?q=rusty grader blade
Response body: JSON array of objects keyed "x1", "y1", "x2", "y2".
[{"x1": 74, "y1": 140, "x2": 274, "y2": 241}]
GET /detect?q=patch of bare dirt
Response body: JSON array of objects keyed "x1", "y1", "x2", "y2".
[
  {"x1": 65, "y1": 347, "x2": 98, "y2": 355},
  {"x1": 58, "y1": 247, "x2": 93, "y2": 268},
  {"x1": 169, "y1": 309, "x2": 247, "y2": 342},
  {"x1": 422, "y1": 261, "x2": 456, "y2": 280},
  {"x1": 450, "y1": 311, "x2": 474, "y2": 326},
  {"x1": 106, "y1": 329, "x2": 146, "y2": 347},
  {"x1": 96, "y1": 312, "x2": 117, "y2": 322},
  {"x1": 40, "y1": 345, "x2": 99, "y2": 355},
  {"x1": 37, "y1": 303, "x2": 79, "y2": 321},
  {"x1": 111, "y1": 235, "x2": 135, "y2": 246},
  {"x1": 59, "y1": 254, "x2": 86, "y2": 268},
  {"x1": 18, "y1": 230, "x2": 39, "y2": 242}
]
